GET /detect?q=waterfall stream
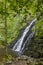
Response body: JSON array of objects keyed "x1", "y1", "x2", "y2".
[{"x1": 11, "y1": 18, "x2": 37, "y2": 55}]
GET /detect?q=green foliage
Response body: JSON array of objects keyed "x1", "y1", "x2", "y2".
[
  {"x1": 0, "y1": 0, "x2": 43, "y2": 63},
  {"x1": 0, "y1": 0, "x2": 43, "y2": 43}
]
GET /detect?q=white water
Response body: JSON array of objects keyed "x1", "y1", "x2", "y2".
[{"x1": 12, "y1": 18, "x2": 37, "y2": 54}]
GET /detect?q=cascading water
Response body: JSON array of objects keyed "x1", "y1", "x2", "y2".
[
  {"x1": 11, "y1": 18, "x2": 37, "y2": 55},
  {"x1": 8, "y1": 12, "x2": 43, "y2": 56}
]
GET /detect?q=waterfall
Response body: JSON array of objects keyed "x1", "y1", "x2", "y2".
[{"x1": 11, "y1": 18, "x2": 37, "y2": 55}]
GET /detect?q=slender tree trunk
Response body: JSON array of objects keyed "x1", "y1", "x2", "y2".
[{"x1": 5, "y1": 0, "x2": 7, "y2": 45}]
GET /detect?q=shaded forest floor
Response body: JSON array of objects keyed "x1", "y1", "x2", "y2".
[
  {"x1": 0, "y1": 39, "x2": 43, "y2": 65},
  {"x1": 0, "y1": 55, "x2": 43, "y2": 65}
]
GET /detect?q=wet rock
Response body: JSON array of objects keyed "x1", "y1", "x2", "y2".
[
  {"x1": 4, "y1": 61, "x2": 12, "y2": 65},
  {"x1": 16, "y1": 55, "x2": 28, "y2": 61}
]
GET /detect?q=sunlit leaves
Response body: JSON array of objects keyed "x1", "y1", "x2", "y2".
[{"x1": 0, "y1": 0, "x2": 43, "y2": 43}]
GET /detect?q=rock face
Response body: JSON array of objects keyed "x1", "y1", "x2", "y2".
[{"x1": 24, "y1": 38, "x2": 43, "y2": 58}]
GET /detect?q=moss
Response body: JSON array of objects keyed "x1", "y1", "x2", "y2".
[
  {"x1": 27, "y1": 63, "x2": 30, "y2": 65},
  {"x1": 35, "y1": 62, "x2": 43, "y2": 65}
]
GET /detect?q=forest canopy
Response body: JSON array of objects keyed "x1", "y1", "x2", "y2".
[{"x1": 0, "y1": 0, "x2": 43, "y2": 44}]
